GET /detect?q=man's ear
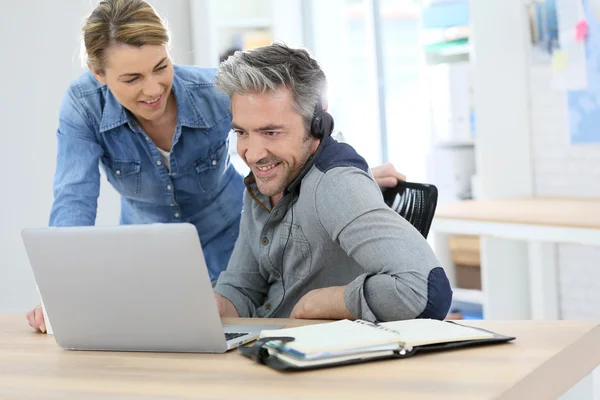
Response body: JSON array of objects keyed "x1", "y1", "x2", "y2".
[
  {"x1": 310, "y1": 137, "x2": 320, "y2": 154},
  {"x1": 89, "y1": 65, "x2": 107, "y2": 85}
]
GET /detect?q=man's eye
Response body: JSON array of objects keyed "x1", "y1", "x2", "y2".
[
  {"x1": 265, "y1": 131, "x2": 278, "y2": 137},
  {"x1": 235, "y1": 130, "x2": 246, "y2": 136}
]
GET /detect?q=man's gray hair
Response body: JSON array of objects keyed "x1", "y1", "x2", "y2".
[{"x1": 215, "y1": 43, "x2": 327, "y2": 134}]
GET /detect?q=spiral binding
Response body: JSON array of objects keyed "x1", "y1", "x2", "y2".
[{"x1": 354, "y1": 320, "x2": 413, "y2": 355}]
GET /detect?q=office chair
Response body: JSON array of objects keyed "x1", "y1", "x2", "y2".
[{"x1": 382, "y1": 181, "x2": 438, "y2": 238}]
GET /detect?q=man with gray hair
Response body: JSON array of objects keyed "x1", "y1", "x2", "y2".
[{"x1": 212, "y1": 43, "x2": 452, "y2": 322}]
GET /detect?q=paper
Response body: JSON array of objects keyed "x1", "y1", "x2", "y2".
[
  {"x1": 576, "y1": 19, "x2": 589, "y2": 40},
  {"x1": 590, "y1": 0, "x2": 600, "y2": 20},
  {"x1": 551, "y1": 50, "x2": 568, "y2": 71},
  {"x1": 379, "y1": 319, "x2": 493, "y2": 347},
  {"x1": 260, "y1": 320, "x2": 400, "y2": 356},
  {"x1": 553, "y1": 0, "x2": 588, "y2": 90}
]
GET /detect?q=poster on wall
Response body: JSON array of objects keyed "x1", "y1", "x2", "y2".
[{"x1": 563, "y1": 0, "x2": 600, "y2": 144}]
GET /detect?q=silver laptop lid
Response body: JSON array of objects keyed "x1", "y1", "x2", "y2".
[{"x1": 22, "y1": 223, "x2": 230, "y2": 353}]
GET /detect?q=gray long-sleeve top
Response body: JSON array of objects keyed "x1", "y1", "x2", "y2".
[{"x1": 214, "y1": 137, "x2": 452, "y2": 322}]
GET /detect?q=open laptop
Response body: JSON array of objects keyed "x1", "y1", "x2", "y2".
[{"x1": 21, "y1": 223, "x2": 282, "y2": 353}]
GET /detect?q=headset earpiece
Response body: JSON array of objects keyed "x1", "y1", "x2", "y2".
[
  {"x1": 285, "y1": 104, "x2": 335, "y2": 195},
  {"x1": 310, "y1": 108, "x2": 334, "y2": 140}
]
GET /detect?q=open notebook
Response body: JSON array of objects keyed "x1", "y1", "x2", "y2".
[{"x1": 239, "y1": 319, "x2": 515, "y2": 371}]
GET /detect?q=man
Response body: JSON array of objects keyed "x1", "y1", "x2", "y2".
[{"x1": 212, "y1": 43, "x2": 452, "y2": 322}]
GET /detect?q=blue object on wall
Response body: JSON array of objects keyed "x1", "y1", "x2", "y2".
[
  {"x1": 567, "y1": 0, "x2": 600, "y2": 144},
  {"x1": 421, "y1": 1, "x2": 469, "y2": 30}
]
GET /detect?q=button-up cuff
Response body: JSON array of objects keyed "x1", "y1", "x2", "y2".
[
  {"x1": 344, "y1": 274, "x2": 378, "y2": 322},
  {"x1": 213, "y1": 284, "x2": 256, "y2": 318}
]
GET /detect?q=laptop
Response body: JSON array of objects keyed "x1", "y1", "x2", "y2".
[{"x1": 21, "y1": 223, "x2": 282, "y2": 353}]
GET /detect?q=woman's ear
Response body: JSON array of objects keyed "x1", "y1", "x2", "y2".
[{"x1": 88, "y1": 65, "x2": 107, "y2": 85}]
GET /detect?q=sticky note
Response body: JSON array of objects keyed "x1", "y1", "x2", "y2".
[
  {"x1": 576, "y1": 19, "x2": 588, "y2": 41},
  {"x1": 552, "y1": 50, "x2": 568, "y2": 71}
]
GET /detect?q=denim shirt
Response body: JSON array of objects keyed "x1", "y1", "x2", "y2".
[{"x1": 49, "y1": 65, "x2": 244, "y2": 282}]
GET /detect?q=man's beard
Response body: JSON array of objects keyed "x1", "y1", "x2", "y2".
[{"x1": 255, "y1": 147, "x2": 313, "y2": 197}]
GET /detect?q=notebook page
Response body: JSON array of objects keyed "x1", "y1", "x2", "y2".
[
  {"x1": 259, "y1": 320, "x2": 402, "y2": 356},
  {"x1": 379, "y1": 319, "x2": 494, "y2": 347}
]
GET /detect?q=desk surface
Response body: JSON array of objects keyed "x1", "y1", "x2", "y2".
[
  {"x1": 435, "y1": 197, "x2": 600, "y2": 229},
  {"x1": 2, "y1": 316, "x2": 600, "y2": 399}
]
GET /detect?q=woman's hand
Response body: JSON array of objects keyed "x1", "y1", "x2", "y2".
[
  {"x1": 371, "y1": 163, "x2": 406, "y2": 188},
  {"x1": 26, "y1": 304, "x2": 46, "y2": 333}
]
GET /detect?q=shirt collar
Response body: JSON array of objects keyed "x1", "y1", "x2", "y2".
[{"x1": 243, "y1": 174, "x2": 271, "y2": 213}]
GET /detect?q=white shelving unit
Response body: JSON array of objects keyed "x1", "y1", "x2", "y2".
[
  {"x1": 189, "y1": 0, "x2": 274, "y2": 67},
  {"x1": 418, "y1": 1, "x2": 482, "y2": 318},
  {"x1": 189, "y1": 0, "x2": 304, "y2": 68}
]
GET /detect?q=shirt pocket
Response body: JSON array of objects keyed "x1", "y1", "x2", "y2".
[
  {"x1": 101, "y1": 157, "x2": 141, "y2": 197},
  {"x1": 193, "y1": 141, "x2": 227, "y2": 192},
  {"x1": 279, "y1": 222, "x2": 312, "y2": 279}
]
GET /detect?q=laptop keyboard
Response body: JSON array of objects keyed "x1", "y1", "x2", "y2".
[{"x1": 225, "y1": 332, "x2": 248, "y2": 341}]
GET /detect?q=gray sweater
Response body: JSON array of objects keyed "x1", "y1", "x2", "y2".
[{"x1": 214, "y1": 138, "x2": 452, "y2": 322}]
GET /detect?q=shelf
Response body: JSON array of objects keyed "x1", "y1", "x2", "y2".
[
  {"x1": 437, "y1": 43, "x2": 469, "y2": 56},
  {"x1": 423, "y1": 38, "x2": 469, "y2": 55},
  {"x1": 432, "y1": 139, "x2": 475, "y2": 148},
  {"x1": 452, "y1": 288, "x2": 483, "y2": 305},
  {"x1": 216, "y1": 18, "x2": 272, "y2": 29}
]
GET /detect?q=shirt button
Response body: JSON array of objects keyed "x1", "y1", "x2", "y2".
[
  {"x1": 167, "y1": 185, "x2": 172, "y2": 191},
  {"x1": 156, "y1": 160, "x2": 162, "y2": 166},
  {"x1": 174, "y1": 212, "x2": 180, "y2": 218},
  {"x1": 211, "y1": 159, "x2": 217, "y2": 166},
  {"x1": 265, "y1": 303, "x2": 272, "y2": 311},
  {"x1": 170, "y1": 203, "x2": 177, "y2": 207},
  {"x1": 115, "y1": 170, "x2": 121, "y2": 175},
  {"x1": 261, "y1": 237, "x2": 269, "y2": 245},
  {"x1": 273, "y1": 272, "x2": 280, "y2": 279},
  {"x1": 145, "y1": 136, "x2": 151, "y2": 141}
]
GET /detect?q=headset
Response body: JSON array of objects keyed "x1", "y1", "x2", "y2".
[
  {"x1": 269, "y1": 102, "x2": 335, "y2": 317},
  {"x1": 284, "y1": 103, "x2": 335, "y2": 194}
]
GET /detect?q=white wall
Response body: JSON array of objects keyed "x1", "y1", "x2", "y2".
[
  {"x1": 468, "y1": 0, "x2": 535, "y2": 319},
  {"x1": 0, "y1": 0, "x2": 193, "y2": 313},
  {"x1": 530, "y1": 61, "x2": 600, "y2": 318}
]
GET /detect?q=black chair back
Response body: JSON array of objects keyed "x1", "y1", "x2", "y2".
[{"x1": 382, "y1": 181, "x2": 438, "y2": 238}]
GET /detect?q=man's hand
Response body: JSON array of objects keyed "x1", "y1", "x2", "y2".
[
  {"x1": 290, "y1": 286, "x2": 354, "y2": 320},
  {"x1": 25, "y1": 304, "x2": 46, "y2": 333},
  {"x1": 371, "y1": 163, "x2": 406, "y2": 188},
  {"x1": 214, "y1": 293, "x2": 240, "y2": 318}
]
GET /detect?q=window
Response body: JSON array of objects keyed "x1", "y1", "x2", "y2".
[{"x1": 306, "y1": 0, "x2": 429, "y2": 180}]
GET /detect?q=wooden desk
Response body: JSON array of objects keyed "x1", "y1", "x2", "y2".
[
  {"x1": 1, "y1": 315, "x2": 600, "y2": 399},
  {"x1": 431, "y1": 197, "x2": 600, "y2": 321}
]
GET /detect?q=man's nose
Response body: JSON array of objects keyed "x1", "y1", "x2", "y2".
[{"x1": 240, "y1": 136, "x2": 268, "y2": 165}]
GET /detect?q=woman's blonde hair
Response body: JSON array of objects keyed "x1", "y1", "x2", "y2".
[{"x1": 82, "y1": 0, "x2": 170, "y2": 72}]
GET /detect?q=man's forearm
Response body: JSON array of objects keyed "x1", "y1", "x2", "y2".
[
  {"x1": 290, "y1": 286, "x2": 354, "y2": 320},
  {"x1": 214, "y1": 294, "x2": 240, "y2": 318}
]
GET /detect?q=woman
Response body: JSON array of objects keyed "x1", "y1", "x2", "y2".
[{"x1": 26, "y1": 0, "x2": 406, "y2": 332}]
